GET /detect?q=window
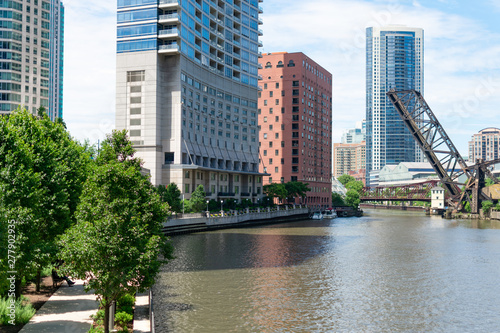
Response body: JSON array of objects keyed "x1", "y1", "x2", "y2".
[
  {"x1": 185, "y1": 184, "x2": 190, "y2": 193},
  {"x1": 275, "y1": 150, "x2": 279, "y2": 156},
  {"x1": 277, "y1": 61, "x2": 284, "y2": 68},
  {"x1": 269, "y1": 158, "x2": 273, "y2": 165},
  {"x1": 275, "y1": 82, "x2": 279, "y2": 89},
  {"x1": 185, "y1": 171, "x2": 190, "y2": 178},
  {"x1": 265, "y1": 62, "x2": 272, "y2": 68},
  {"x1": 275, "y1": 167, "x2": 279, "y2": 172}
]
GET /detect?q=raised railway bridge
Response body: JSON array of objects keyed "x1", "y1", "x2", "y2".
[{"x1": 359, "y1": 180, "x2": 448, "y2": 202}]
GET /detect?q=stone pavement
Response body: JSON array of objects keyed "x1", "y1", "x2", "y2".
[{"x1": 19, "y1": 279, "x2": 99, "y2": 333}]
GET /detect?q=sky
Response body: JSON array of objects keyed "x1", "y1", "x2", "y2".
[{"x1": 62, "y1": 0, "x2": 500, "y2": 156}]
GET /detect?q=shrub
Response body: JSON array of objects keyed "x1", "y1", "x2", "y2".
[
  {"x1": 90, "y1": 309, "x2": 104, "y2": 325},
  {"x1": 482, "y1": 201, "x2": 493, "y2": 215},
  {"x1": 0, "y1": 296, "x2": 35, "y2": 325},
  {"x1": 117, "y1": 294, "x2": 135, "y2": 315},
  {"x1": 88, "y1": 326, "x2": 104, "y2": 333},
  {"x1": 115, "y1": 311, "x2": 133, "y2": 327}
]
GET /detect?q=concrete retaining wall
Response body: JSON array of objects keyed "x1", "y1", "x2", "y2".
[{"x1": 162, "y1": 207, "x2": 310, "y2": 234}]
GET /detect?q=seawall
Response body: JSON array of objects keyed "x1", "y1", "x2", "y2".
[{"x1": 162, "y1": 207, "x2": 310, "y2": 235}]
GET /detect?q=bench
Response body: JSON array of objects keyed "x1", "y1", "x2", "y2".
[{"x1": 51, "y1": 270, "x2": 64, "y2": 288}]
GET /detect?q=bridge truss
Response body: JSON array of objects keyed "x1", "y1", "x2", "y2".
[
  {"x1": 386, "y1": 89, "x2": 500, "y2": 213},
  {"x1": 360, "y1": 180, "x2": 441, "y2": 202}
]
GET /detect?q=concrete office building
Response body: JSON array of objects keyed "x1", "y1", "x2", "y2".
[
  {"x1": 116, "y1": 0, "x2": 265, "y2": 202},
  {"x1": 366, "y1": 25, "x2": 424, "y2": 186},
  {"x1": 468, "y1": 128, "x2": 500, "y2": 163},
  {"x1": 0, "y1": 0, "x2": 64, "y2": 120},
  {"x1": 258, "y1": 52, "x2": 332, "y2": 209}
]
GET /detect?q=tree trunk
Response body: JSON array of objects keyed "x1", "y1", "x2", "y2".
[
  {"x1": 104, "y1": 297, "x2": 110, "y2": 333},
  {"x1": 36, "y1": 269, "x2": 41, "y2": 292},
  {"x1": 15, "y1": 278, "x2": 22, "y2": 299}
]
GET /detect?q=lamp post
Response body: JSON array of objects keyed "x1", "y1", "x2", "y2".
[
  {"x1": 206, "y1": 200, "x2": 209, "y2": 217},
  {"x1": 220, "y1": 200, "x2": 223, "y2": 216}
]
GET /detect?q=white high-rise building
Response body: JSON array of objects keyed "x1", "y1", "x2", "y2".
[
  {"x1": 116, "y1": 0, "x2": 265, "y2": 202},
  {"x1": 0, "y1": 0, "x2": 64, "y2": 120},
  {"x1": 365, "y1": 25, "x2": 424, "y2": 186}
]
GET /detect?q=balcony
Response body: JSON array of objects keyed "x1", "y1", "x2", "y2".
[
  {"x1": 241, "y1": 192, "x2": 251, "y2": 197},
  {"x1": 159, "y1": 0, "x2": 179, "y2": 9},
  {"x1": 158, "y1": 44, "x2": 180, "y2": 54},
  {"x1": 158, "y1": 28, "x2": 179, "y2": 38},
  {"x1": 158, "y1": 13, "x2": 179, "y2": 24},
  {"x1": 218, "y1": 192, "x2": 236, "y2": 197}
]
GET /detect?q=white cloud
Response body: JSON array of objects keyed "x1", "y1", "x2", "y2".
[
  {"x1": 60, "y1": 0, "x2": 500, "y2": 155},
  {"x1": 261, "y1": 0, "x2": 500, "y2": 153}
]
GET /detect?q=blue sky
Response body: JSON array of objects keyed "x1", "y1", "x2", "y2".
[{"x1": 62, "y1": 0, "x2": 500, "y2": 156}]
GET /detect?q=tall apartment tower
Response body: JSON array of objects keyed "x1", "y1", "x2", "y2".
[
  {"x1": 116, "y1": 0, "x2": 265, "y2": 202},
  {"x1": 365, "y1": 25, "x2": 423, "y2": 186},
  {"x1": 0, "y1": 0, "x2": 64, "y2": 120},
  {"x1": 258, "y1": 52, "x2": 333, "y2": 209},
  {"x1": 468, "y1": 128, "x2": 500, "y2": 162}
]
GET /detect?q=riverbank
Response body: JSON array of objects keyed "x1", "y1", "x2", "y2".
[{"x1": 162, "y1": 206, "x2": 310, "y2": 235}]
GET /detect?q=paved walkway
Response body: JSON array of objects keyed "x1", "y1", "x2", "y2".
[{"x1": 19, "y1": 280, "x2": 99, "y2": 333}]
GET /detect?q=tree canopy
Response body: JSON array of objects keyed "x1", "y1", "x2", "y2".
[
  {"x1": 0, "y1": 108, "x2": 90, "y2": 296},
  {"x1": 58, "y1": 131, "x2": 173, "y2": 333},
  {"x1": 157, "y1": 183, "x2": 182, "y2": 213},
  {"x1": 337, "y1": 174, "x2": 356, "y2": 186}
]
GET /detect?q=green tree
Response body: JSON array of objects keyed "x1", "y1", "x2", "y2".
[
  {"x1": 482, "y1": 200, "x2": 493, "y2": 215},
  {"x1": 0, "y1": 109, "x2": 90, "y2": 297},
  {"x1": 189, "y1": 185, "x2": 206, "y2": 212},
  {"x1": 284, "y1": 181, "x2": 310, "y2": 202},
  {"x1": 345, "y1": 180, "x2": 364, "y2": 193},
  {"x1": 157, "y1": 183, "x2": 182, "y2": 213},
  {"x1": 337, "y1": 174, "x2": 356, "y2": 186},
  {"x1": 58, "y1": 147, "x2": 173, "y2": 333},
  {"x1": 96, "y1": 129, "x2": 141, "y2": 170},
  {"x1": 263, "y1": 183, "x2": 287, "y2": 203},
  {"x1": 345, "y1": 189, "x2": 361, "y2": 210},
  {"x1": 331, "y1": 193, "x2": 345, "y2": 206}
]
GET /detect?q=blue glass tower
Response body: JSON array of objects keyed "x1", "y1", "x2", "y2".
[
  {"x1": 116, "y1": 0, "x2": 265, "y2": 202},
  {"x1": 365, "y1": 26, "x2": 424, "y2": 186}
]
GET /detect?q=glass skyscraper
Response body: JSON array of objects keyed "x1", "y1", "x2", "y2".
[
  {"x1": 365, "y1": 25, "x2": 424, "y2": 186},
  {"x1": 116, "y1": 0, "x2": 265, "y2": 202},
  {"x1": 0, "y1": 0, "x2": 64, "y2": 120}
]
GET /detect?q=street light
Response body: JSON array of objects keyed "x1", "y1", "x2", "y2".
[
  {"x1": 220, "y1": 200, "x2": 224, "y2": 216},
  {"x1": 206, "y1": 200, "x2": 209, "y2": 214}
]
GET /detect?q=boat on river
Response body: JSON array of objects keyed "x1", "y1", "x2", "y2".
[
  {"x1": 324, "y1": 210, "x2": 337, "y2": 219},
  {"x1": 311, "y1": 212, "x2": 324, "y2": 220}
]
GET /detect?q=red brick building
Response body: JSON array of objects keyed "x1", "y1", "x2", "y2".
[{"x1": 258, "y1": 52, "x2": 333, "y2": 209}]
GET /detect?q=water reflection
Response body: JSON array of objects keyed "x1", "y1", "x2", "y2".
[{"x1": 154, "y1": 210, "x2": 500, "y2": 332}]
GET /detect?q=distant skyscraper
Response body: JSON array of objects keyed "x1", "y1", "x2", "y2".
[
  {"x1": 468, "y1": 128, "x2": 500, "y2": 162},
  {"x1": 0, "y1": 0, "x2": 64, "y2": 120},
  {"x1": 116, "y1": 0, "x2": 265, "y2": 203},
  {"x1": 341, "y1": 120, "x2": 365, "y2": 144},
  {"x1": 365, "y1": 25, "x2": 423, "y2": 185},
  {"x1": 258, "y1": 52, "x2": 333, "y2": 209}
]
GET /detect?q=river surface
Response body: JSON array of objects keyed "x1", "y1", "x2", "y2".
[{"x1": 153, "y1": 210, "x2": 500, "y2": 332}]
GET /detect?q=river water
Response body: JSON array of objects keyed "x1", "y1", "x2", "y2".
[{"x1": 153, "y1": 209, "x2": 500, "y2": 332}]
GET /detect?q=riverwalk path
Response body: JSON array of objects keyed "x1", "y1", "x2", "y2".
[
  {"x1": 19, "y1": 280, "x2": 98, "y2": 333},
  {"x1": 17, "y1": 280, "x2": 151, "y2": 333}
]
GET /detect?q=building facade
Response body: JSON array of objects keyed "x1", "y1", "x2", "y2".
[
  {"x1": 258, "y1": 52, "x2": 332, "y2": 209},
  {"x1": 333, "y1": 141, "x2": 366, "y2": 184},
  {"x1": 468, "y1": 128, "x2": 500, "y2": 163},
  {"x1": 365, "y1": 25, "x2": 424, "y2": 186},
  {"x1": 116, "y1": 0, "x2": 265, "y2": 202},
  {"x1": 0, "y1": 0, "x2": 64, "y2": 120},
  {"x1": 341, "y1": 120, "x2": 365, "y2": 144}
]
